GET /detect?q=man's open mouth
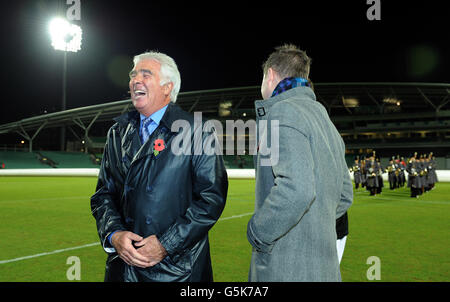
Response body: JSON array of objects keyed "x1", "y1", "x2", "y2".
[{"x1": 134, "y1": 89, "x2": 147, "y2": 97}]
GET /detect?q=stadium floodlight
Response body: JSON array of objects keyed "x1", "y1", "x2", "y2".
[
  {"x1": 49, "y1": 17, "x2": 82, "y2": 52},
  {"x1": 48, "y1": 17, "x2": 82, "y2": 150}
]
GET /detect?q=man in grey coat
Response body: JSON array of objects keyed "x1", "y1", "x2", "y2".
[{"x1": 247, "y1": 44, "x2": 353, "y2": 282}]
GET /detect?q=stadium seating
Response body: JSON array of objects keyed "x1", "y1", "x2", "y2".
[
  {"x1": 0, "y1": 151, "x2": 100, "y2": 169},
  {"x1": 38, "y1": 151, "x2": 99, "y2": 168},
  {"x1": 0, "y1": 151, "x2": 50, "y2": 169},
  {"x1": 223, "y1": 155, "x2": 254, "y2": 169}
]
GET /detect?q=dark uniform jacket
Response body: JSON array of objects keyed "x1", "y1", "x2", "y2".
[
  {"x1": 406, "y1": 160, "x2": 421, "y2": 188},
  {"x1": 352, "y1": 163, "x2": 363, "y2": 184},
  {"x1": 387, "y1": 163, "x2": 398, "y2": 184},
  {"x1": 365, "y1": 160, "x2": 379, "y2": 188},
  {"x1": 427, "y1": 158, "x2": 438, "y2": 185},
  {"x1": 91, "y1": 103, "x2": 228, "y2": 282}
]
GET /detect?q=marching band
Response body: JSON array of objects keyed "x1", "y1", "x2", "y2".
[{"x1": 349, "y1": 151, "x2": 438, "y2": 198}]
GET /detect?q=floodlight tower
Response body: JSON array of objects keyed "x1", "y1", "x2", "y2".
[{"x1": 49, "y1": 18, "x2": 82, "y2": 151}]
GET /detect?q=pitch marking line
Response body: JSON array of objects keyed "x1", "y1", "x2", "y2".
[
  {"x1": 0, "y1": 242, "x2": 100, "y2": 264},
  {"x1": 218, "y1": 212, "x2": 253, "y2": 221},
  {"x1": 0, "y1": 212, "x2": 254, "y2": 265}
]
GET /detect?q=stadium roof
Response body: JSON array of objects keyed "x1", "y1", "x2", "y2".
[{"x1": 1, "y1": 82, "x2": 449, "y2": 150}]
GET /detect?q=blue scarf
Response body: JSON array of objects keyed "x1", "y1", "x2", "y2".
[{"x1": 271, "y1": 77, "x2": 310, "y2": 97}]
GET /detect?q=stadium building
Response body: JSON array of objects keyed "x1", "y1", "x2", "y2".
[{"x1": 0, "y1": 82, "x2": 449, "y2": 171}]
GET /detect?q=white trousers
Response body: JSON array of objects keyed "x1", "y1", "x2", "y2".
[{"x1": 336, "y1": 236, "x2": 347, "y2": 264}]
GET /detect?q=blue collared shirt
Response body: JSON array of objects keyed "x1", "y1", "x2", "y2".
[{"x1": 139, "y1": 105, "x2": 168, "y2": 144}]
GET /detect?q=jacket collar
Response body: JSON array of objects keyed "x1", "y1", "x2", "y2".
[
  {"x1": 271, "y1": 77, "x2": 310, "y2": 98},
  {"x1": 159, "y1": 103, "x2": 183, "y2": 131},
  {"x1": 114, "y1": 103, "x2": 183, "y2": 164},
  {"x1": 114, "y1": 102, "x2": 180, "y2": 132},
  {"x1": 254, "y1": 86, "x2": 316, "y2": 119},
  {"x1": 113, "y1": 107, "x2": 139, "y2": 127}
]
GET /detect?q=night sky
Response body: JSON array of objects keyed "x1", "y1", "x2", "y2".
[{"x1": 1, "y1": 0, "x2": 448, "y2": 125}]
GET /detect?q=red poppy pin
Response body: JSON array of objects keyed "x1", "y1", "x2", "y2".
[{"x1": 153, "y1": 139, "x2": 165, "y2": 156}]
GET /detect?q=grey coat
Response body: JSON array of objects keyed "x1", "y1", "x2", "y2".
[{"x1": 247, "y1": 87, "x2": 353, "y2": 282}]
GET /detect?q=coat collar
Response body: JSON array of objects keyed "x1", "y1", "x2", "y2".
[
  {"x1": 114, "y1": 102, "x2": 181, "y2": 132},
  {"x1": 254, "y1": 86, "x2": 316, "y2": 119},
  {"x1": 114, "y1": 103, "x2": 184, "y2": 165}
]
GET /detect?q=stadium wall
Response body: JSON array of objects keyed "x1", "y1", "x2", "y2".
[{"x1": 1, "y1": 168, "x2": 450, "y2": 182}]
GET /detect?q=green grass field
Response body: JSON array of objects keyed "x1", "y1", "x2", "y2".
[{"x1": 0, "y1": 176, "x2": 449, "y2": 282}]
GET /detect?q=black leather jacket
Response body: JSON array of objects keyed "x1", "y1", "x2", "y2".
[{"x1": 91, "y1": 103, "x2": 228, "y2": 281}]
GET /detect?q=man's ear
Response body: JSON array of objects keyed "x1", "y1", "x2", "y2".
[
  {"x1": 267, "y1": 67, "x2": 281, "y2": 87},
  {"x1": 267, "y1": 67, "x2": 275, "y2": 84},
  {"x1": 163, "y1": 82, "x2": 173, "y2": 97}
]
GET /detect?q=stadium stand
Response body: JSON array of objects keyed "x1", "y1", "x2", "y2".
[
  {"x1": 0, "y1": 151, "x2": 100, "y2": 169},
  {"x1": 36, "y1": 152, "x2": 58, "y2": 168},
  {"x1": 0, "y1": 82, "x2": 449, "y2": 169},
  {"x1": 0, "y1": 151, "x2": 50, "y2": 169},
  {"x1": 38, "y1": 151, "x2": 100, "y2": 168},
  {"x1": 223, "y1": 155, "x2": 254, "y2": 169}
]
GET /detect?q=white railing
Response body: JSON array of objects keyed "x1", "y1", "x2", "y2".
[
  {"x1": 0, "y1": 168, "x2": 256, "y2": 179},
  {"x1": 1, "y1": 168, "x2": 450, "y2": 182}
]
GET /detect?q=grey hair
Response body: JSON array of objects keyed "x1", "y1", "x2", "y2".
[{"x1": 133, "y1": 51, "x2": 181, "y2": 103}]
